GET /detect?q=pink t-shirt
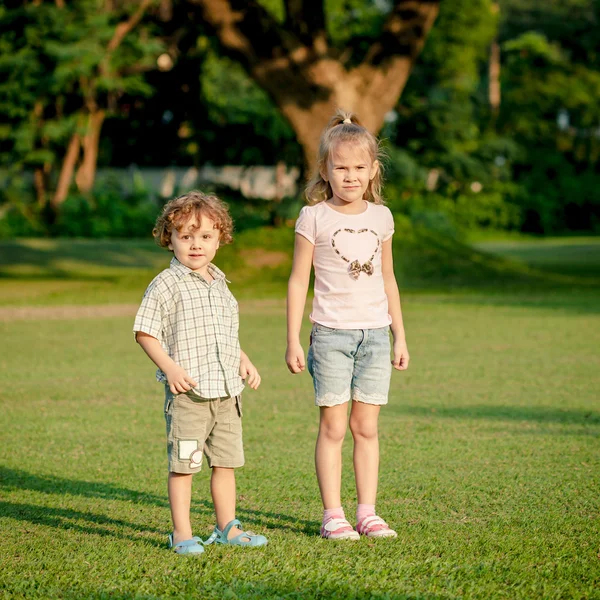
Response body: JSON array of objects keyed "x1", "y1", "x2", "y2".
[{"x1": 295, "y1": 200, "x2": 395, "y2": 329}]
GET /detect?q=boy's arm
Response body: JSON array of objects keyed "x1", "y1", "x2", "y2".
[
  {"x1": 286, "y1": 233, "x2": 314, "y2": 374},
  {"x1": 135, "y1": 331, "x2": 198, "y2": 394},
  {"x1": 239, "y1": 349, "x2": 261, "y2": 390},
  {"x1": 381, "y1": 238, "x2": 410, "y2": 371}
]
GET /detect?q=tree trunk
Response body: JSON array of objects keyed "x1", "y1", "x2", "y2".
[
  {"x1": 34, "y1": 167, "x2": 46, "y2": 207},
  {"x1": 75, "y1": 110, "x2": 105, "y2": 193},
  {"x1": 276, "y1": 58, "x2": 418, "y2": 165},
  {"x1": 190, "y1": 0, "x2": 440, "y2": 168},
  {"x1": 52, "y1": 133, "x2": 81, "y2": 209},
  {"x1": 489, "y1": 40, "x2": 501, "y2": 115}
]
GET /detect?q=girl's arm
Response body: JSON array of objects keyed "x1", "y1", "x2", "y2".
[
  {"x1": 381, "y1": 238, "x2": 410, "y2": 371},
  {"x1": 285, "y1": 233, "x2": 315, "y2": 373},
  {"x1": 136, "y1": 331, "x2": 198, "y2": 393}
]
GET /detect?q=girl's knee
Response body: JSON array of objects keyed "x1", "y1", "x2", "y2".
[
  {"x1": 349, "y1": 417, "x2": 378, "y2": 441},
  {"x1": 318, "y1": 419, "x2": 347, "y2": 443}
]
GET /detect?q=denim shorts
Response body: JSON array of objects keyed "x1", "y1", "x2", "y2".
[{"x1": 307, "y1": 324, "x2": 392, "y2": 407}]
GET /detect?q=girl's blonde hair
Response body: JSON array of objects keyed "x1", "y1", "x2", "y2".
[
  {"x1": 305, "y1": 110, "x2": 385, "y2": 205},
  {"x1": 153, "y1": 190, "x2": 233, "y2": 248}
]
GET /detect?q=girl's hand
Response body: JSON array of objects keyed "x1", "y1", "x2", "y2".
[
  {"x1": 392, "y1": 339, "x2": 410, "y2": 371},
  {"x1": 164, "y1": 365, "x2": 197, "y2": 395},
  {"x1": 286, "y1": 342, "x2": 306, "y2": 374},
  {"x1": 240, "y1": 356, "x2": 261, "y2": 390}
]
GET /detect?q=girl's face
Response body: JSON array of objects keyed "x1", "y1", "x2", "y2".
[{"x1": 323, "y1": 142, "x2": 378, "y2": 207}]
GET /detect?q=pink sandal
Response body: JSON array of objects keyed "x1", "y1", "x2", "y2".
[
  {"x1": 321, "y1": 517, "x2": 360, "y2": 540},
  {"x1": 356, "y1": 515, "x2": 397, "y2": 538}
]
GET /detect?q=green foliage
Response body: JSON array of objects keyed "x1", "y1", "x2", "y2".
[
  {"x1": 2, "y1": 0, "x2": 600, "y2": 236},
  {"x1": 0, "y1": 0, "x2": 163, "y2": 203},
  {"x1": 501, "y1": 31, "x2": 600, "y2": 145},
  {"x1": 53, "y1": 185, "x2": 159, "y2": 239},
  {"x1": 385, "y1": 0, "x2": 600, "y2": 235},
  {"x1": 200, "y1": 51, "x2": 299, "y2": 164}
]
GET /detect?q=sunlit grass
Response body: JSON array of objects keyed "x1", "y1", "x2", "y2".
[
  {"x1": 0, "y1": 294, "x2": 598, "y2": 598},
  {"x1": 1, "y1": 229, "x2": 599, "y2": 306}
]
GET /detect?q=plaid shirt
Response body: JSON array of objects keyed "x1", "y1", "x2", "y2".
[{"x1": 133, "y1": 257, "x2": 244, "y2": 399}]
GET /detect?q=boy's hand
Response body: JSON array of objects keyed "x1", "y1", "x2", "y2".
[
  {"x1": 240, "y1": 356, "x2": 261, "y2": 390},
  {"x1": 164, "y1": 365, "x2": 197, "y2": 394},
  {"x1": 392, "y1": 338, "x2": 410, "y2": 371},
  {"x1": 286, "y1": 342, "x2": 306, "y2": 374}
]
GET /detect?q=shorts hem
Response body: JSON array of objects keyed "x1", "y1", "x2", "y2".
[
  {"x1": 206, "y1": 459, "x2": 244, "y2": 469},
  {"x1": 352, "y1": 389, "x2": 388, "y2": 406},
  {"x1": 315, "y1": 389, "x2": 351, "y2": 407},
  {"x1": 168, "y1": 464, "x2": 204, "y2": 475}
]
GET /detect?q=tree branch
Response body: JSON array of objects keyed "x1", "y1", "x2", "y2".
[
  {"x1": 185, "y1": 0, "x2": 440, "y2": 158},
  {"x1": 187, "y1": 0, "x2": 297, "y2": 66},
  {"x1": 186, "y1": 0, "x2": 333, "y2": 107},
  {"x1": 107, "y1": 0, "x2": 153, "y2": 53},
  {"x1": 362, "y1": 0, "x2": 440, "y2": 67},
  {"x1": 283, "y1": 0, "x2": 327, "y2": 53},
  {"x1": 350, "y1": 0, "x2": 440, "y2": 127}
]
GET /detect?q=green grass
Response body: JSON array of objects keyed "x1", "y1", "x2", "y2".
[
  {"x1": 1, "y1": 226, "x2": 599, "y2": 306},
  {"x1": 0, "y1": 296, "x2": 598, "y2": 599},
  {"x1": 0, "y1": 233, "x2": 599, "y2": 598},
  {"x1": 474, "y1": 237, "x2": 600, "y2": 279}
]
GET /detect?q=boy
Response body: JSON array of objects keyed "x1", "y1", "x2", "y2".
[{"x1": 134, "y1": 191, "x2": 267, "y2": 554}]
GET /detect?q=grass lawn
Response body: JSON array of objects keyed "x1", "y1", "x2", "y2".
[
  {"x1": 2, "y1": 228, "x2": 599, "y2": 307},
  {"x1": 0, "y1": 234, "x2": 599, "y2": 598}
]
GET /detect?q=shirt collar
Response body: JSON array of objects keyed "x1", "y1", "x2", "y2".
[{"x1": 169, "y1": 257, "x2": 227, "y2": 282}]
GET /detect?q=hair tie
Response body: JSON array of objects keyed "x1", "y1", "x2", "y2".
[{"x1": 343, "y1": 118, "x2": 352, "y2": 124}]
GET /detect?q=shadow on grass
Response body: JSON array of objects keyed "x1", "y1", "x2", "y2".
[
  {"x1": 389, "y1": 404, "x2": 600, "y2": 429},
  {"x1": 0, "y1": 500, "x2": 166, "y2": 547},
  {"x1": 0, "y1": 467, "x2": 319, "y2": 536},
  {"x1": 0, "y1": 239, "x2": 167, "y2": 272}
]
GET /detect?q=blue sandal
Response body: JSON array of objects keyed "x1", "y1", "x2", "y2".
[
  {"x1": 204, "y1": 519, "x2": 268, "y2": 547},
  {"x1": 168, "y1": 533, "x2": 205, "y2": 555}
]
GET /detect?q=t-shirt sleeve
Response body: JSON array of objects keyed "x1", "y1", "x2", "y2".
[
  {"x1": 294, "y1": 205, "x2": 316, "y2": 244},
  {"x1": 133, "y1": 281, "x2": 165, "y2": 340},
  {"x1": 382, "y1": 206, "x2": 395, "y2": 241}
]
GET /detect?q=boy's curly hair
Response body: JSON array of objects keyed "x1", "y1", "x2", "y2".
[{"x1": 153, "y1": 191, "x2": 234, "y2": 248}]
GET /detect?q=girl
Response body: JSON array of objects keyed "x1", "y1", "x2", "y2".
[{"x1": 286, "y1": 111, "x2": 409, "y2": 540}]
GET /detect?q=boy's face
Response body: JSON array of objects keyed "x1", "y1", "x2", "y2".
[{"x1": 168, "y1": 215, "x2": 220, "y2": 277}]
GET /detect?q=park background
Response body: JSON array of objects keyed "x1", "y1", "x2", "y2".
[{"x1": 0, "y1": 1, "x2": 598, "y2": 599}]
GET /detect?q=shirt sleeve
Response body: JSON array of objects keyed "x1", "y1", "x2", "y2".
[
  {"x1": 382, "y1": 206, "x2": 395, "y2": 241},
  {"x1": 294, "y1": 205, "x2": 316, "y2": 244},
  {"x1": 133, "y1": 280, "x2": 166, "y2": 341}
]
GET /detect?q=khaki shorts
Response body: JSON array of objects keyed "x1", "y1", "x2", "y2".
[{"x1": 164, "y1": 390, "x2": 244, "y2": 474}]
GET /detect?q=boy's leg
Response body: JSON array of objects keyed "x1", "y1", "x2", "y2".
[
  {"x1": 315, "y1": 403, "x2": 349, "y2": 509},
  {"x1": 205, "y1": 396, "x2": 245, "y2": 540},
  {"x1": 211, "y1": 467, "x2": 243, "y2": 538},
  {"x1": 168, "y1": 472, "x2": 194, "y2": 544},
  {"x1": 349, "y1": 401, "x2": 380, "y2": 505}
]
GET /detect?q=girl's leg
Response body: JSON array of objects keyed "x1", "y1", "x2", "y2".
[
  {"x1": 349, "y1": 401, "x2": 381, "y2": 505},
  {"x1": 211, "y1": 466, "x2": 243, "y2": 538},
  {"x1": 168, "y1": 472, "x2": 194, "y2": 544},
  {"x1": 315, "y1": 403, "x2": 349, "y2": 509}
]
